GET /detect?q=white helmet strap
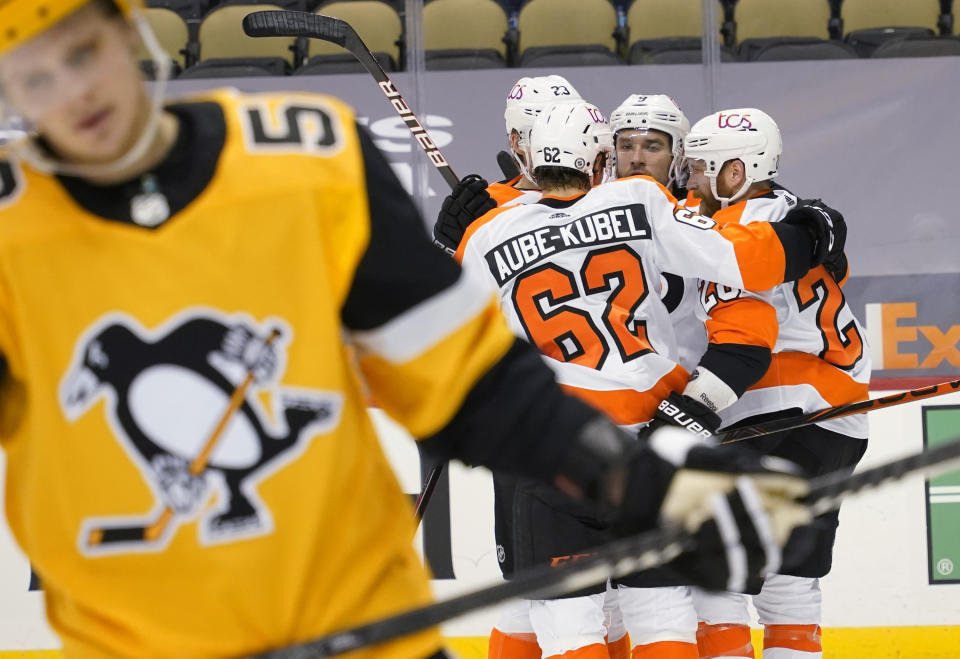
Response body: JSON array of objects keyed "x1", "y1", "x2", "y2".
[{"x1": 708, "y1": 166, "x2": 753, "y2": 209}]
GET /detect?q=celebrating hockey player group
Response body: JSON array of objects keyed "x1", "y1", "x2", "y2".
[
  {"x1": 0, "y1": 2, "x2": 868, "y2": 659},
  {"x1": 434, "y1": 77, "x2": 868, "y2": 659}
]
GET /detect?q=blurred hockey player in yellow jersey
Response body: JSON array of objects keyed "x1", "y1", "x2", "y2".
[{"x1": 0, "y1": 2, "x2": 827, "y2": 657}]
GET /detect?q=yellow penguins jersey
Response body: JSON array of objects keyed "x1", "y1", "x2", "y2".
[
  {"x1": 701, "y1": 188, "x2": 870, "y2": 438},
  {"x1": 0, "y1": 88, "x2": 605, "y2": 658},
  {"x1": 458, "y1": 175, "x2": 814, "y2": 429}
]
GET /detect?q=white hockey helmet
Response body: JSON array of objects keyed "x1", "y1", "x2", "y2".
[
  {"x1": 529, "y1": 102, "x2": 614, "y2": 182},
  {"x1": 684, "y1": 108, "x2": 782, "y2": 205},
  {"x1": 504, "y1": 75, "x2": 582, "y2": 179},
  {"x1": 609, "y1": 94, "x2": 690, "y2": 161}
]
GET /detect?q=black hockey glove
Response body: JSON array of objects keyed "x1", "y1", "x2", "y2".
[
  {"x1": 781, "y1": 200, "x2": 846, "y2": 278},
  {"x1": 647, "y1": 391, "x2": 723, "y2": 439},
  {"x1": 551, "y1": 411, "x2": 815, "y2": 594},
  {"x1": 798, "y1": 198, "x2": 848, "y2": 283},
  {"x1": 623, "y1": 429, "x2": 813, "y2": 592},
  {"x1": 432, "y1": 174, "x2": 497, "y2": 255}
]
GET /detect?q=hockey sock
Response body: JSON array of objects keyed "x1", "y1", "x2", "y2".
[
  {"x1": 629, "y1": 641, "x2": 699, "y2": 659},
  {"x1": 544, "y1": 643, "x2": 610, "y2": 658},
  {"x1": 762, "y1": 624, "x2": 822, "y2": 658},
  {"x1": 489, "y1": 629, "x2": 542, "y2": 659},
  {"x1": 606, "y1": 633, "x2": 631, "y2": 659},
  {"x1": 696, "y1": 622, "x2": 755, "y2": 657}
]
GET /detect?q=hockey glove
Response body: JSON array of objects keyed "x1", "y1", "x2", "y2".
[
  {"x1": 799, "y1": 198, "x2": 848, "y2": 283},
  {"x1": 551, "y1": 411, "x2": 815, "y2": 593},
  {"x1": 432, "y1": 174, "x2": 497, "y2": 254},
  {"x1": 648, "y1": 434, "x2": 815, "y2": 592},
  {"x1": 781, "y1": 200, "x2": 846, "y2": 277},
  {"x1": 648, "y1": 391, "x2": 723, "y2": 439}
]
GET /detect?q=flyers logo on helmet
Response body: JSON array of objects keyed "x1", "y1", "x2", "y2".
[{"x1": 586, "y1": 107, "x2": 605, "y2": 124}]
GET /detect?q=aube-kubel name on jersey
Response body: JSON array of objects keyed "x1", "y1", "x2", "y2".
[{"x1": 484, "y1": 203, "x2": 652, "y2": 285}]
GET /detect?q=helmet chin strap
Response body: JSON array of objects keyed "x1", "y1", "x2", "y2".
[
  {"x1": 11, "y1": 14, "x2": 172, "y2": 180},
  {"x1": 510, "y1": 147, "x2": 532, "y2": 184},
  {"x1": 709, "y1": 174, "x2": 752, "y2": 209}
]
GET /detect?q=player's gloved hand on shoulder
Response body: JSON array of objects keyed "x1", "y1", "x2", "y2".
[
  {"x1": 781, "y1": 200, "x2": 846, "y2": 278},
  {"x1": 432, "y1": 174, "x2": 497, "y2": 255},
  {"x1": 798, "y1": 198, "x2": 848, "y2": 283}
]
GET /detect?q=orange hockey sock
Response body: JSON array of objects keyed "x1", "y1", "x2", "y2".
[
  {"x1": 606, "y1": 633, "x2": 631, "y2": 659},
  {"x1": 488, "y1": 628, "x2": 542, "y2": 659},
  {"x1": 544, "y1": 642, "x2": 610, "y2": 658},
  {"x1": 696, "y1": 622, "x2": 755, "y2": 657},
  {"x1": 630, "y1": 641, "x2": 698, "y2": 658},
  {"x1": 763, "y1": 624, "x2": 822, "y2": 653}
]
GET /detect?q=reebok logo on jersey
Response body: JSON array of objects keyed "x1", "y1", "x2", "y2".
[
  {"x1": 657, "y1": 399, "x2": 714, "y2": 439},
  {"x1": 484, "y1": 203, "x2": 651, "y2": 285}
]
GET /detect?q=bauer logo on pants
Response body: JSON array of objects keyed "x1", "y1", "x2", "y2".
[{"x1": 59, "y1": 309, "x2": 343, "y2": 556}]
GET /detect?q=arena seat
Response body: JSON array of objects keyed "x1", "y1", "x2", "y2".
[
  {"x1": 747, "y1": 38, "x2": 859, "y2": 61},
  {"x1": 628, "y1": 37, "x2": 735, "y2": 64},
  {"x1": 295, "y1": 52, "x2": 395, "y2": 75},
  {"x1": 734, "y1": 0, "x2": 830, "y2": 40},
  {"x1": 519, "y1": 44, "x2": 625, "y2": 67},
  {"x1": 871, "y1": 35, "x2": 960, "y2": 58},
  {"x1": 627, "y1": 0, "x2": 716, "y2": 41},
  {"x1": 845, "y1": 26, "x2": 936, "y2": 57},
  {"x1": 518, "y1": 0, "x2": 618, "y2": 52},
  {"x1": 424, "y1": 0, "x2": 509, "y2": 59},
  {"x1": 310, "y1": 1, "x2": 403, "y2": 69},
  {"x1": 425, "y1": 48, "x2": 507, "y2": 69},
  {"x1": 178, "y1": 57, "x2": 290, "y2": 77},
  {"x1": 189, "y1": 3, "x2": 294, "y2": 77},
  {"x1": 842, "y1": 0, "x2": 941, "y2": 33},
  {"x1": 145, "y1": 0, "x2": 208, "y2": 18},
  {"x1": 138, "y1": 7, "x2": 189, "y2": 68}
]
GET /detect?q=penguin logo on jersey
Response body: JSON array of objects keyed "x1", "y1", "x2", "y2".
[{"x1": 59, "y1": 310, "x2": 343, "y2": 556}]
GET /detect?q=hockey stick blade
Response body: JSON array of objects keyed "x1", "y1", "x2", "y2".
[
  {"x1": 243, "y1": 11, "x2": 347, "y2": 48},
  {"x1": 497, "y1": 150, "x2": 521, "y2": 180},
  {"x1": 719, "y1": 377, "x2": 960, "y2": 444},
  {"x1": 243, "y1": 437, "x2": 960, "y2": 659}
]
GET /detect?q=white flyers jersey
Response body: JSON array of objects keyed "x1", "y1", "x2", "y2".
[
  {"x1": 666, "y1": 193, "x2": 708, "y2": 373},
  {"x1": 702, "y1": 189, "x2": 871, "y2": 438},
  {"x1": 459, "y1": 175, "x2": 800, "y2": 429}
]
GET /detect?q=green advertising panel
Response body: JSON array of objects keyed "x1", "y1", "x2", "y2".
[{"x1": 924, "y1": 405, "x2": 960, "y2": 585}]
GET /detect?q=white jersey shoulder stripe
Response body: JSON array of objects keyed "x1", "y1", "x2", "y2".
[{"x1": 349, "y1": 268, "x2": 496, "y2": 363}]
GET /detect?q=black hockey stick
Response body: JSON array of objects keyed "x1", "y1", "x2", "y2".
[
  {"x1": 244, "y1": 436, "x2": 960, "y2": 659},
  {"x1": 497, "y1": 149, "x2": 522, "y2": 180},
  {"x1": 719, "y1": 377, "x2": 960, "y2": 444},
  {"x1": 243, "y1": 10, "x2": 459, "y2": 190},
  {"x1": 414, "y1": 463, "x2": 444, "y2": 521}
]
